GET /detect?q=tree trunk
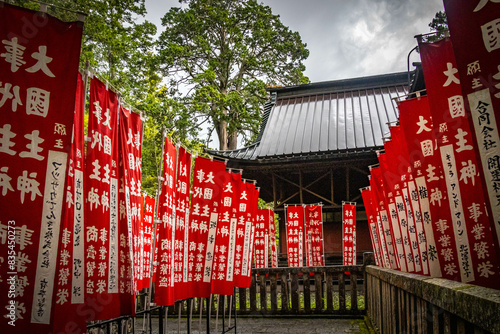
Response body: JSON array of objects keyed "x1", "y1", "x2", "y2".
[
  {"x1": 228, "y1": 130, "x2": 237, "y2": 150},
  {"x1": 216, "y1": 120, "x2": 228, "y2": 151}
]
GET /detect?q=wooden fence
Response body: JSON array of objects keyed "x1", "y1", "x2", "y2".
[{"x1": 365, "y1": 262, "x2": 500, "y2": 334}]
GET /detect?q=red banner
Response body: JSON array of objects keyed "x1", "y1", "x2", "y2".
[
  {"x1": 361, "y1": 188, "x2": 382, "y2": 266},
  {"x1": 154, "y1": 137, "x2": 177, "y2": 306},
  {"x1": 398, "y1": 96, "x2": 448, "y2": 279},
  {"x1": 0, "y1": 4, "x2": 82, "y2": 330},
  {"x1": 285, "y1": 206, "x2": 305, "y2": 267},
  {"x1": 369, "y1": 168, "x2": 393, "y2": 269},
  {"x1": 85, "y1": 77, "x2": 122, "y2": 319},
  {"x1": 141, "y1": 195, "x2": 155, "y2": 289},
  {"x1": 304, "y1": 205, "x2": 324, "y2": 266},
  {"x1": 241, "y1": 186, "x2": 259, "y2": 288},
  {"x1": 398, "y1": 95, "x2": 457, "y2": 279},
  {"x1": 119, "y1": 106, "x2": 143, "y2": 297},
  {"x1": 342, "y1": 203, "x2": 356, "y2": 266},
  {"x1": 383, "y1": 135, "x2": 415, "y2": 272},
  {"x1": 186, "y1": 156, "x2": 226, "y2": 298},
  {"x1": 378, "y1": 151, "x2": 406, "y2": 272},
  {"x1": 444, "y1": 0, "x2": 500, "y2": 247},
  {"x1": 52, "y1": 73, "x2": 86, "y2": 333},
  {"x1": 420, "y1": 38, "x2": 500, "y2": 288},
  {"x1": 390, "y1": 126, "x2": 425, "y2": 274},
  {"x1": 268, "y1": 209, "x2": 278, "y2": 268},
  {"x1": 233, "y1": 181, "x2": 256, "y2": 287},
  {"x1": 173, "y1": 146, "x2": 191, "y2": 301},
  {"x1": 211, "y1": 171, "x2": 241, "y2": 295},
  {"x1": 255, "y1": 209, "x2": 270, "y2": 268}
]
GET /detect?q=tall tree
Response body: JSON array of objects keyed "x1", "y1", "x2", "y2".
[
  {"x1": 157, "y1": 0, "x2": 309, "y2": 150},
  {"x1": 428, "y1": 11, "x2": 448, "y2": 42}
]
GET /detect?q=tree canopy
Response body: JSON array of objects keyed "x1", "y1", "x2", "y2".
[{"x1": 157, "y1": 0, "x2": 310, "y2": 150}]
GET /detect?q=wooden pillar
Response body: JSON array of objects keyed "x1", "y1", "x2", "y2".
[
  {"x1": 330, "y1": 168, "x2": 334, "y2": 205},
  {"x1": 299, "y1": 169, "x2": 303, "y2": 203},
  {"x1": 345, "y1": 166, "x2": 350, "y2": 201}
]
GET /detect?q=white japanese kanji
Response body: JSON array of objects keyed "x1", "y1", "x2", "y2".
[
  {"x1": 444, "y1": 263, "x2": 458, "y2": 276},
  {"x1": 471, "y1": 223, "x2": 485, "y2": 240},
  {"x1": 17, "y1": 170, "x2": 41, "y2": 203},
  {"x1": 429, "y1": 188, "x2": 442, "y2": 207},
  {"x1": 474, "y1": 241, "x2": 489, "y2": 259},
  {"x1": 59, "y1": 249, "x2": 70, "y2": 266},
  {"x1": 102, "y1": 108, "x2": 112, "y2": 130},
  {"x1": 103, "y1": 135, "x2": 112, "y2": 155},
  {"x1": 224, "y1": 181, "x2": 233, "y2": 193},
  {"x1": 96, "y1": 279, "x2": 106, "y2": 293},
  {"x1": 101, "y1": 191, "x2": 109, "y2": 212},
  {"x1": 443, "y1": 62, "x2": 460, "y2": 86},
  {"x1": 26, "y1": 45, "x2": 55, "y2": 77},
  {"x1": 474, "y1": 0, "x2": 500, "y2": 12},
  {"x1": 1, "y1": 37, "x2": 26, "y2": 72},
  {"x1": 89, "y1": 159, "x2": 102, "y2": 181},
  {"x1": 467, "y1": 60, "x2": 481, "y2": 74},
  {"x1": 4, "y1": 301, "x2": 26, "y2": 320},
  {"x1": 420, "y1": 139, "x2": 433, "y2": 157},
  {"x1": 481, "y1": 18, "x2": 500, "y2": 52},
  {"x1": 19, "y1": 130, "x2": 44, "y2": 160},
  {"x1": 477, "y1": 261, "x2": 495, "y2": 278},
  {"x1": 455, "y1": 129, "x2": 473, "y2": 152},
  {"x1": 0, "y1": 166, "x2": 14, "y2": 196},
  {"x1": 54, "y1": 123, "x2": 66, "y2": 136},
  {"x1": 0, "y1": 83, "x2": 23, "y2": 111},
  {"x1": 16, "y1": 252, "x2": 31, "y2": 272},
  {"x1": 0, "y1": 124, "x2": 16, "y2": 155},
  {"x1": 88, "y1": 188, "x2": 100, "y2": 210},
  {"x1": 459, "y1": 160, "x2": 477, "y2": 185},
  {"x1": 91, "y1": 130, "x2": 102, "y2": 151},
  {"x1": 102, "y1": 164, "x2": 111, "y2": 184},
  {"x1": 26, "y1": 87, "x2": 50, "y2": 117},
  {"x1": 61, "y1": 228, "x2": 71, "y2": 248},
  {"x1": 448, "y1": 95, "x2": 465, "y2": 118},
  {"x1": 416, "y1": 116, "x2": 432, "y2": 134},
  {"x1": 126, "y1": 129, "x2": 135, "y2": 148},
  {"x1": 196, "y1": 169, "x2": 205, "y2": 183},
  {"x1": 56, "y1": 289, "x2": 69, "y2": 305}
]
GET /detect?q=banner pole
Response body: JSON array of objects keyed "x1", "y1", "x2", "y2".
[
  {"x1": 148, "y1": 129, "x2": 166, "y2": 329},
  {"x1": 165, "y1": 306, "x2": 168, "y2": 334},
  {"x1": 228, "y1": 294, "x2": 233, "y2": 328},
  {"x1": 199, "y1": 298, "x2": 203, "y2": 334},
  {"x1": 207, "y1": 295, "x2": 212, "y2": 334},
  {"x1": 178, "y1": 301, "x2": 181, "y2": 334},
  {"x1": 215, "y1": 295, "x2": 219, "y2": 333}
]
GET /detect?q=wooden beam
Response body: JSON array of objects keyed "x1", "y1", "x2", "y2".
[{"x1": 273, "y1": 171, "x2": 334, "y2": 205}]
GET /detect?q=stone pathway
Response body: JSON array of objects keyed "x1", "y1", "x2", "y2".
[{"x1": 134, "y1": 316, "x2": 373, "y2": 334}]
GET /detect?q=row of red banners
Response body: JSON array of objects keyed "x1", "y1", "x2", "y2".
[
  {"x1": 362, "y1": 24, "x2": 500, "y2": 289},
  {"x1": 285, "y1": 205, "x2": 325, "y2": 267},
  {"x1": 154, "y1": 137, "x2": 279, "y2": 304},
  {"x1": 0, "y1": 4, "x2": 283, "y2": 332}
]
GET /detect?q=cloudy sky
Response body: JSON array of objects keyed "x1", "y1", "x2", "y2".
[{"x1": 144, "y1": 0, "x2": 445, "y2": 83}]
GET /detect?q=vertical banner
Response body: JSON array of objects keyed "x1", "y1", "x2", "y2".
[
  {"x1": 173, "y1": 146, "x2": 191, "y2": 301},
  {"x1": 117, "y1": 106, "x2": 142, "y2": 315},
  {"x1": 361, "y1": 188, "x2": 382, "y2": 266},
  {"x1": 85, "y1": 77, "x2": 121, "y2": 320},
  {"x1": 268, "y1": 209, "x2": 278, "y2": 268},
  {"x1": 368, "y1": 169, "x2": 393, "y2": 269},
  {"x1": 443, "y1": 0, "x2": 500, "y2": 247},
  {"x1": 233, "y1": 181, "x2": 256, "y2": 287},
  {"x1": 255, "y1": 208, "x2": 271, "y2": 268},
  {"x1": 141, "y1": 195, "x2": 155, "y2": 289},
  {"x1": 187, "y1": 156, "x2": 226, "y2": 298},
  {"x1": 155, "y1": 137, "x2": 177, "y2": 306},
  {"x1": 398, "y1": 95, "x2": 457, "y2": 279},
  {"x1": 342, "y1": 203, "x2": 357, "y2": 266},
  {"x1": 211, "y1": 171, "x2": 241, "y2": 295},
  {"x1": 390, "y1": 126, "x2": 425, "y2": 274},
  {"x1": 0, "y1": 4, "x2": 82, "y2": 331},
  {"x1": 420, "y1": 38, "x2": 500, "y2": 288},
  {"x1": 52, "y1": 73, "x2": 86, "y2": 334},
  {"x1": 383, "y1": 134, "x2": 415, "y2": 273},
  {"x1": 378, "y1": 151, "x2": 407, "y2": 272},
  {"x1": 285, "y1": 206, "x2": 305, "y2": 267},
  {"x1": 242, "y1": 187, "x2": 259, "y2": 288},
  {"x1": 304, "y1": 205, "x2": 324, "y2": 266}
]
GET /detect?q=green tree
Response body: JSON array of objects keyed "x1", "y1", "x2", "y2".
[
  {"x1": 157, "y1": 0, "x2": 309, "y2": 150},
  {"x1": 428, "y1": 11, "x2": 448, "y2": 42}
]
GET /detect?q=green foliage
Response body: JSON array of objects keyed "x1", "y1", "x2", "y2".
[
  {"x1": 428, "y1": 11, "x2": 448, "y2": 42},
  {"x1": 157, "y1": 0, "x2": 309, "y2": 150}
]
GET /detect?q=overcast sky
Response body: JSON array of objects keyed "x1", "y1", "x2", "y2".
[{"x1": 144, "y1": 0, "x2": 445, "y2": 83}]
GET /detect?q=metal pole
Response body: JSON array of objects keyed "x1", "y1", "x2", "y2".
[
  {"x1": 159, "y1": 306, "x2": 163, "y2": 334},
  {"x1": 222, "y1": 295, "x2": 226, "y2": 333},
  {"x1": 228, "y1": 295, "x2": 232, "y2": 328},
  {"x1": 188, "y1": 299, "x2": 193, "y2": 334},
  {"x1": 207, "y1": 295, "x2": 212, "y2": 334},
  {"x1": 199, "y1": 298, "x2": 203, "y2": 334},
  {"x1": 165, "y1": 306, "x2": 168, "y2": 334},
  {"x1": 215, "y1": 295, "x2": 219, "y2": 333},
  {"x1": 178, "y1": 302, "x2": 181, "y2": 334}
]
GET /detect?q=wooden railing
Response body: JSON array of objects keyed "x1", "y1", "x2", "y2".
[{"x1": 365, "y1": 260, "x2": 500, "y2": 334}]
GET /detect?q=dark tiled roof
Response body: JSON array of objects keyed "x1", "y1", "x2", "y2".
[{"x1": 207, "y1": 71, "x2": 410, "y2": 162}]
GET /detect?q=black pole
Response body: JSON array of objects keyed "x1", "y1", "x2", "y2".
[
  {"x1": 159, "y1": 306, "x2": 163, "y2": 334},
  {"x1": 233, "y1": 288, "x2": 237, "y2": 333},
  {"x1": 222, "y1": 295, "x2": 225, "y2": 332},
  {"x1": 206, "y1": 296, "x2": 211, "y2": 334},
  {"x1": 187, "y1": 299, "x2": 191, "y2": 334}
]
